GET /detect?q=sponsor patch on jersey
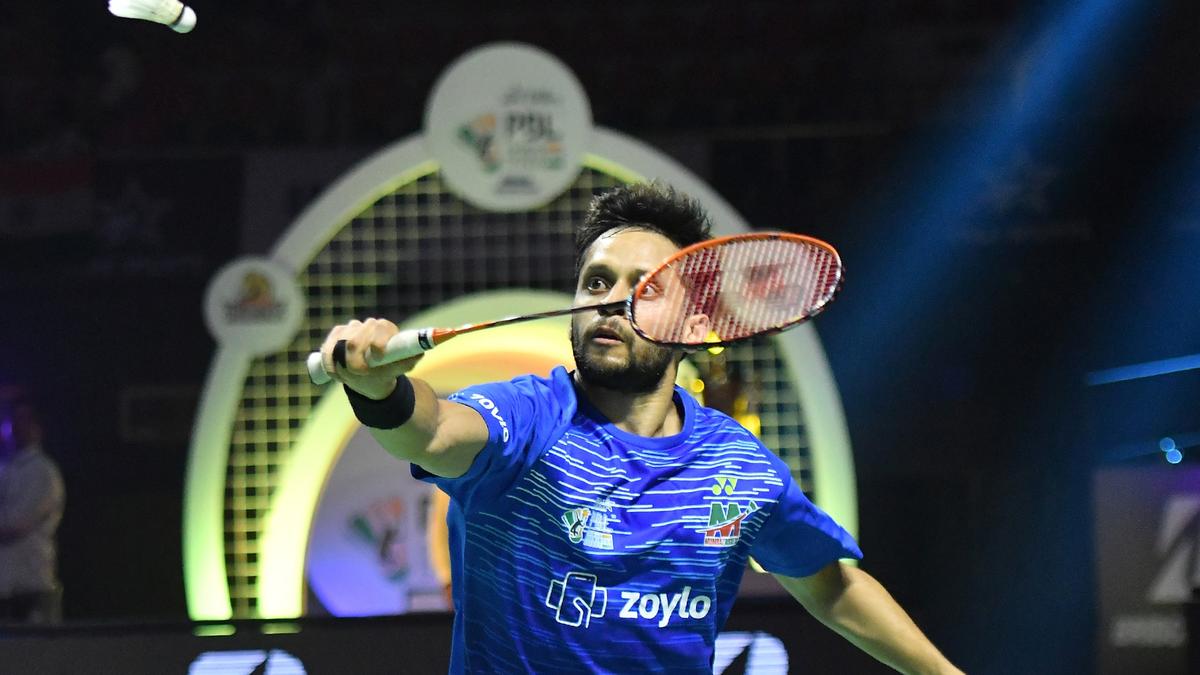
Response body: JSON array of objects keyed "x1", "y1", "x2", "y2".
[
  {"x1": 704, "y1": 500, "x2": 757, "y2": 547},
  {"x1": 561, "y1": 499, "x2": 617, "y2": 550}
]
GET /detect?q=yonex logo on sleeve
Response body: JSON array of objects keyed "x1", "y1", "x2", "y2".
[{"x1": 468, "y1": 393, "x2": 510, "y2": 442}]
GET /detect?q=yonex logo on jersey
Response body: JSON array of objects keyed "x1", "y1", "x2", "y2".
[
  {"x1": 545, "y1": 571, "x2": 607, "y2": 628},
  {"x1": 712, "y1": 476, "x2": 741, "y2": 496},
  {"x1": 619, "y1": 587, "x2": 712, "y2": 628},
  {"x1": 468, "y1": 393, "x2": 510, "y2": 442},
  {"x1": 704, "y1": 501, "x2": 757, "y2": 547}
]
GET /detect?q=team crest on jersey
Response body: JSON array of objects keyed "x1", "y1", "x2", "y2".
[
  {"x1": 704, "y1": 500, "x2": 758, "y2": 547},
  {"x1": 561, "y1": 499, "x2": 617, "y2": 550}
]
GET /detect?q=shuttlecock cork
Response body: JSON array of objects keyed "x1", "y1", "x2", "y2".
[{"x1": 108, "y1": 0, "x2": 197, "y2": 33}]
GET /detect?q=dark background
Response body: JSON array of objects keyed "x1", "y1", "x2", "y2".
[{"x1": 2, "y1": 1, "x2": 1200, "y2": 673}]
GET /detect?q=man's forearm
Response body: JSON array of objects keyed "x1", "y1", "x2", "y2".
[
  {"x1": 355, "y1": 376, "x2": 489, "y2": 478},
  {"x1": 361, "y1": 376, "x2": 441, "y2": 461},
  {"x1": 778, "y1": 564, "x2": 962, "y2": 675}
]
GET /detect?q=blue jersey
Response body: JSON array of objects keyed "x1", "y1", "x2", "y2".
[{"x1": 412, "y1": 366, "x2": 861, "y2": 674}]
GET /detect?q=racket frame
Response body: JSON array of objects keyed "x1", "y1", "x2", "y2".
[
  {"x1": 308, "y1": 231, "x2": 843, "y2": 384},
  {"x1": 628, "y1": 232, "x2": 844, "y2": 348}
]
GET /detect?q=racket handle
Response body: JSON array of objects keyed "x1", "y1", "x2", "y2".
[{"x1": 305, "y1": 328, "x2": 437, "y2": 385}]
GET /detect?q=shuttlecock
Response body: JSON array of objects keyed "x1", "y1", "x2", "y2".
[{"x1": 108, "y1": 0, "x2": 197, "y2": 34}]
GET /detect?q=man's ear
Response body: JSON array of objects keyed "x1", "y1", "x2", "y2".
[{"x1": 682, "y1": 313, "x2": 711, "y2": 344}]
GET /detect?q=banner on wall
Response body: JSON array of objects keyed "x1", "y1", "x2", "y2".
[
  {"x1": 0, "y1": 155, "x2": 241, "y2": 279},
  {"x1": 306, "y1": 426, "x2": 447, "y2": 616},
  {"x1": 91, "y1": 155, "x2": 242, "y2": 278},
  {"x1": 1094, "y1": 466, "x2": 1200, "y2": 675},
  {"x1": 0, "y1": 158, "x2": 92, "y2": 238}
]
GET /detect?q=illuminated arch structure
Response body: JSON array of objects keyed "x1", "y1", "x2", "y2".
[{"x1": 184, "y1": 129, "x2": 858, "y2": 620}]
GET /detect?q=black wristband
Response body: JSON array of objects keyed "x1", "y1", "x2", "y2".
[{"x1": 344, "y1": 376, "x2": 416, "y2": 429}]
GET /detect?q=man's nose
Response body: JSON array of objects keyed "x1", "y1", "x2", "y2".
[
  {"x1": 598, "y1": 300, "x2": 624, "y2": 317},
  {"x1": 598, "y1": 281, "x2": 629, "y2": 315}
]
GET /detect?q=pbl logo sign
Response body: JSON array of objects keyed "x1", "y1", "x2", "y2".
[
  {"x1": 425, "y1": 43, "x2": 592, "y2": 212},
  {"x1": 458, "y1": 109, "x2": 563, "y2": 174}
]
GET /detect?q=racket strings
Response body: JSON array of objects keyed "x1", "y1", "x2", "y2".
[
  {"x1": 715, "y1": 238, "x2": 820, "y2": 338},
  {"x1": 639, "y1": 237, "x2": 841, "y2": 345}
]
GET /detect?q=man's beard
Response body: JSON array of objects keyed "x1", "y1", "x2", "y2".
[{"x1": 571, "y1": 323, "x2": 674, "y2": 394}]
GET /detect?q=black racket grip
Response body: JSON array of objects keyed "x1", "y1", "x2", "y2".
[{"x1": 332, "y1": 339, "x2": 349, "y2": 369}]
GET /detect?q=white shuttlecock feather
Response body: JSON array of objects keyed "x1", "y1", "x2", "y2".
[{"x1": 108, "y1": 0, "x2": 197, "y2": 34}]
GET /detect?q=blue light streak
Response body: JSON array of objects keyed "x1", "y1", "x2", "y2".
[{"x1": 1085, "y1": 353, "x2": 1200, "y2": 386}]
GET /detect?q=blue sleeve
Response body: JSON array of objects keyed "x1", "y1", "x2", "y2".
[
  {"x1": 409, "y1": 376, "x2": 563, "y2": 513},
  {"x1": 749, "y1": 474, "x2": 863, "y2": 578}
]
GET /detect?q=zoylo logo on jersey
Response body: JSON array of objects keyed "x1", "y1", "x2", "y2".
[
  {"x1": 545, "y1": 571, "x2": 712, "y2": 630},
  {"x1": 619, "y1": 586, "x2": 712, "y2": 628},
  {"x1": 468, "y1": 393, "x2": 510, "y2": 442}
]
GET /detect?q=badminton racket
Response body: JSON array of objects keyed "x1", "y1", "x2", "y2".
[{"x1": 307, "y1": 232, "x2": 843, "y2": 384}]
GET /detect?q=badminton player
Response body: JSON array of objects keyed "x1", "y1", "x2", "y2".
[{"x1": 319, "y1": 183, "x2": 962, "y2": 673}]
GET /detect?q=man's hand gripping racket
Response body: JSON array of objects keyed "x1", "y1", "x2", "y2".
[{"x1": 307, "y1": 232, "x2": 844, "y2": 385}]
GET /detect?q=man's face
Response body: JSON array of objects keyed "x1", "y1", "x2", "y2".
[{"x1": 571, "y1": 228, "x2": 679, "y2": 393}]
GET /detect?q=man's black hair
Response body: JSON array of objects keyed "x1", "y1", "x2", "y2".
[{"x1": 575, "y1": 182, "x2": 713, "y2": 276}]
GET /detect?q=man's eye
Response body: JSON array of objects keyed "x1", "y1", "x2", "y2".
[
  {"x1": 585, "y1": 277, "x2": 608, "y2": 292},
  {"x1": 638, "y1": 283, "x2": 661, "y2": 299}
]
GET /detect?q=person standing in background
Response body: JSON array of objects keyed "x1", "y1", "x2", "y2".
[{"x1": 0, "y1": 389, "x2": 66, "y2": 624}]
